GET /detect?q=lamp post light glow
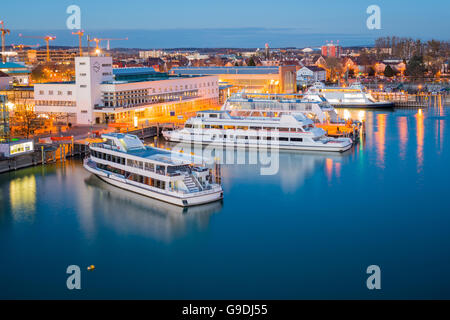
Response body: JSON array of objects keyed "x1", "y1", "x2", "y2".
[
  {"x1": 343, "y1": 109, "x2": 351, "y2": 121},
  {"x1": 6, "y1": 102, "x2": 15, "y2": 111}
]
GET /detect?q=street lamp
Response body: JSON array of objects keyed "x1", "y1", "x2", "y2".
[{"x1": 6, "y1": 102, "x2": 15, "y2": 111}]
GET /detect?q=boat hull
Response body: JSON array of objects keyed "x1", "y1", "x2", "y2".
[
  {"x1": 332, "y1": 102, "x2": 395, "y2": 108},
  {"x1": 164, "y1": 133, "x2": 353, "y2": 153},
  {"x1": 83, "y1": 162, "x2": 223, "y2": 207}
]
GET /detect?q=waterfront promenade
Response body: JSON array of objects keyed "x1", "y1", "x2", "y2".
[{"x1": 0, "y1": 123, "x2": 162, "y2": 174}]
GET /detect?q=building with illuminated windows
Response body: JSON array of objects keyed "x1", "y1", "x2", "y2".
[
  {"x1": 0, "y1": 95, "x2": 10, "y2": 143},
  {"x1": 0, "y1": 62, "x2": 31, "y2": 85},
  {"x1": 0, "y1": 86, "x2": 34, "y2": 111},
  {"x1": 34, "y1": 56, "x2": 219, "y2": 125},
  {"x1": 321, "y1": 43, "x2": 342, "y2": 58},
  {"x1": 171, "y1": 66, "x2": 297, "y2": 94},
  {"x1": 17, "y1": 49, "x2": 78, "y2": 65}
]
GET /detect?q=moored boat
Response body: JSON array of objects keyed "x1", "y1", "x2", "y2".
[
  {"x1": 222, "y1": 91, "x2": 362, "y2": 138},
  {"x1": 307, "y1": 82, "x2": 394, "y2": 108},
  {"x1": 83, "y1": 133, "x2": 223, "y2": 207},
  {"x1": 163, "y1": 110, "x2": 353, "y2": 152}
]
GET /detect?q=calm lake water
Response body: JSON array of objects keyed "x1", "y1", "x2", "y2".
[{"x1": 1, "y1": 106, "x2": 449, "y2": 299}]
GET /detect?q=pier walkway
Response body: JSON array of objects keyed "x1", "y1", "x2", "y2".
[
  {"x1": 371, "y1": 92, "x2": 447, "y2": 108},
  {"x1": 0, "y1": 123, "x2": 174, "y2": 174}
]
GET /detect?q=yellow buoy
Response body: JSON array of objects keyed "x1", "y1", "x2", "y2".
[{"x1": 87, "y1": 265, "x2": 95, "y2": 271}]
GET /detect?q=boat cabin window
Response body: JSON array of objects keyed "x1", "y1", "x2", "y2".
[
  {"x1": 167, "y1": 164, "x2": 190, "y2": 175},
  {"x1": 209, "y1": 114, "x2": 218, "y2": 118},
  {"x1": 291, "y1": 138, "x2": 303, "y2": 142},
  {"x1": 278, "y1": 137, "x2": 289, "y2": 141},
  {"x1": 127, "y1": 159, "x2": 144, "y2": 169},
  {"x1": 279, "y1": 127, "x2": 290, "y2": 132},
  {"x1": 156, "y1": 165, "x2": 166, "y2": 175},
  {"x1": 203, "y1": 124, "x2": 211, "y2": 129},
  {"x1": 224, "y1": 125, "x2": 235, "y2": 130},
  {"x1": 145, "y1": 162, "x2": 154, "y2": 172},
  {"x1": 237, "y1": 126, "x2": 248, "y2": 130},
  {"x1": 250, "y1": 126, "x2": 261, "y2": 130},
  {"x1": 211, "y1": 125, "x2": 222, "y2": 129},
  {"x1": 185, "y1": 124, "x2": 193, "y2": 128},
  {"x1": 127, "y1": 173, "x2": 166, "y2": 190}
]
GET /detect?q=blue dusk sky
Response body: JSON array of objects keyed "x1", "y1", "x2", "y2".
[{"x1": 1, "y1": 0, "x2": 449, "y2": 48}]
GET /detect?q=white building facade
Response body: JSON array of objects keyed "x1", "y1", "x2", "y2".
[
  {"x1": 34, "y1": 56, "x2": 219, "y2": 125},
  {"x1": 297, "y1": 66, "x2": 326, "y2": 83}
]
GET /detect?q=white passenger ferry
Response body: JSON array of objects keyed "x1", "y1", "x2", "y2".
[
  {"x1": 307, "y1": 82, "x2": 394, "y2": 108},
  {"x1": 221, "y1": 91, "x2": 363, "y2": 138},
  {"x1": 222, "y1": 91, "x2": 340, "y2": 124},
  {"x1": 163, "y1": 110, "x2": 353, "y2": 152},
  {"x1": 83, "y1": 133, "x2": 223, "y2": 207}
]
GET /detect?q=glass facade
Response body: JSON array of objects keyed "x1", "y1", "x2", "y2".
[{"x1": 0, "y1": 95, "x2": 10, "y2": 143}]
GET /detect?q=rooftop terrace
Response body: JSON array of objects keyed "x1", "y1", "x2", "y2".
[{"x1": 104, "y1": 68, "x2": 207, "y2": 85}]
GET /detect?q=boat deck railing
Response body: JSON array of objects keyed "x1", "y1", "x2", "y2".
[
  {"x1": 85, "y1": 158, "x2": 220, "y2": 196},
  {"x1": 91, "y1": 142, "x2": 121, "y2": 152}
]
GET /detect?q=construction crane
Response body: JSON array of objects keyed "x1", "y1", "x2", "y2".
[
  {"x1": 87, "y1": 37, "x2": 103, "y2": 56},
  {"x1": 88, "y1": 37, "x2": 102, "y2": 50},
  {"x1": 0, "y1": 20, "x2": 11, "y2": 63},
  {"x1": 88, "y1": 37, "x2": 128, "y2": 51},
  {"x1": 11, "y1": 44, "x2": 40, "y2": 51},
  {"x1": 72, "y1": 30, "x2": 84, "y2": 56},
  {"x1": 19, "y1": 34, "x2": 56, "y2": 62}
]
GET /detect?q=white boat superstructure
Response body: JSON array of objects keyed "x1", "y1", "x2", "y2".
[
  {"x1": 307, "y1": 82, "x2": 394, "y2": 108},
  {"x1": 83, "y1": 133, "x2": 223, "y2": 207},
  {"x1": 222, "y1": 91, "x2": 340, "y2": 124},
  {"x1": 163, "y1": 110, "x2": 353, "y2": 152}
]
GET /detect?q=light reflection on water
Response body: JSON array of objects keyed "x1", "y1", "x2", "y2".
[
  {"x1": 375, "y1": 113, "x2": 387, "y2": 169},
  {"x1": 80, "y1": 174, "x2": 223, "y2": 242},
  {"x1": 0, "y1": 105, "x2": 449, "y2": 299},
  {"x1": 416, "y1": 110, "x2": 425, "y2": 172},
  {"x1": 398, "y1": 116, "x2": 408, "y2": 160},
  {"x1": 9, "y1": 175, "x2": 36, "y2": 223}
]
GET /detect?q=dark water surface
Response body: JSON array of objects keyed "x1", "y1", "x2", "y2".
[{"x1": 1, "y1": 106, "x2": 449, "y2": 299}]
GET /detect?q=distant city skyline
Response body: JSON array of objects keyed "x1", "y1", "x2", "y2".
[
  {"x1": 1, "y1": 0, "x2": 449, "y2": 48},
  {"x1": 6, "y1": 29, "x2": 386, "y2": 49}
]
